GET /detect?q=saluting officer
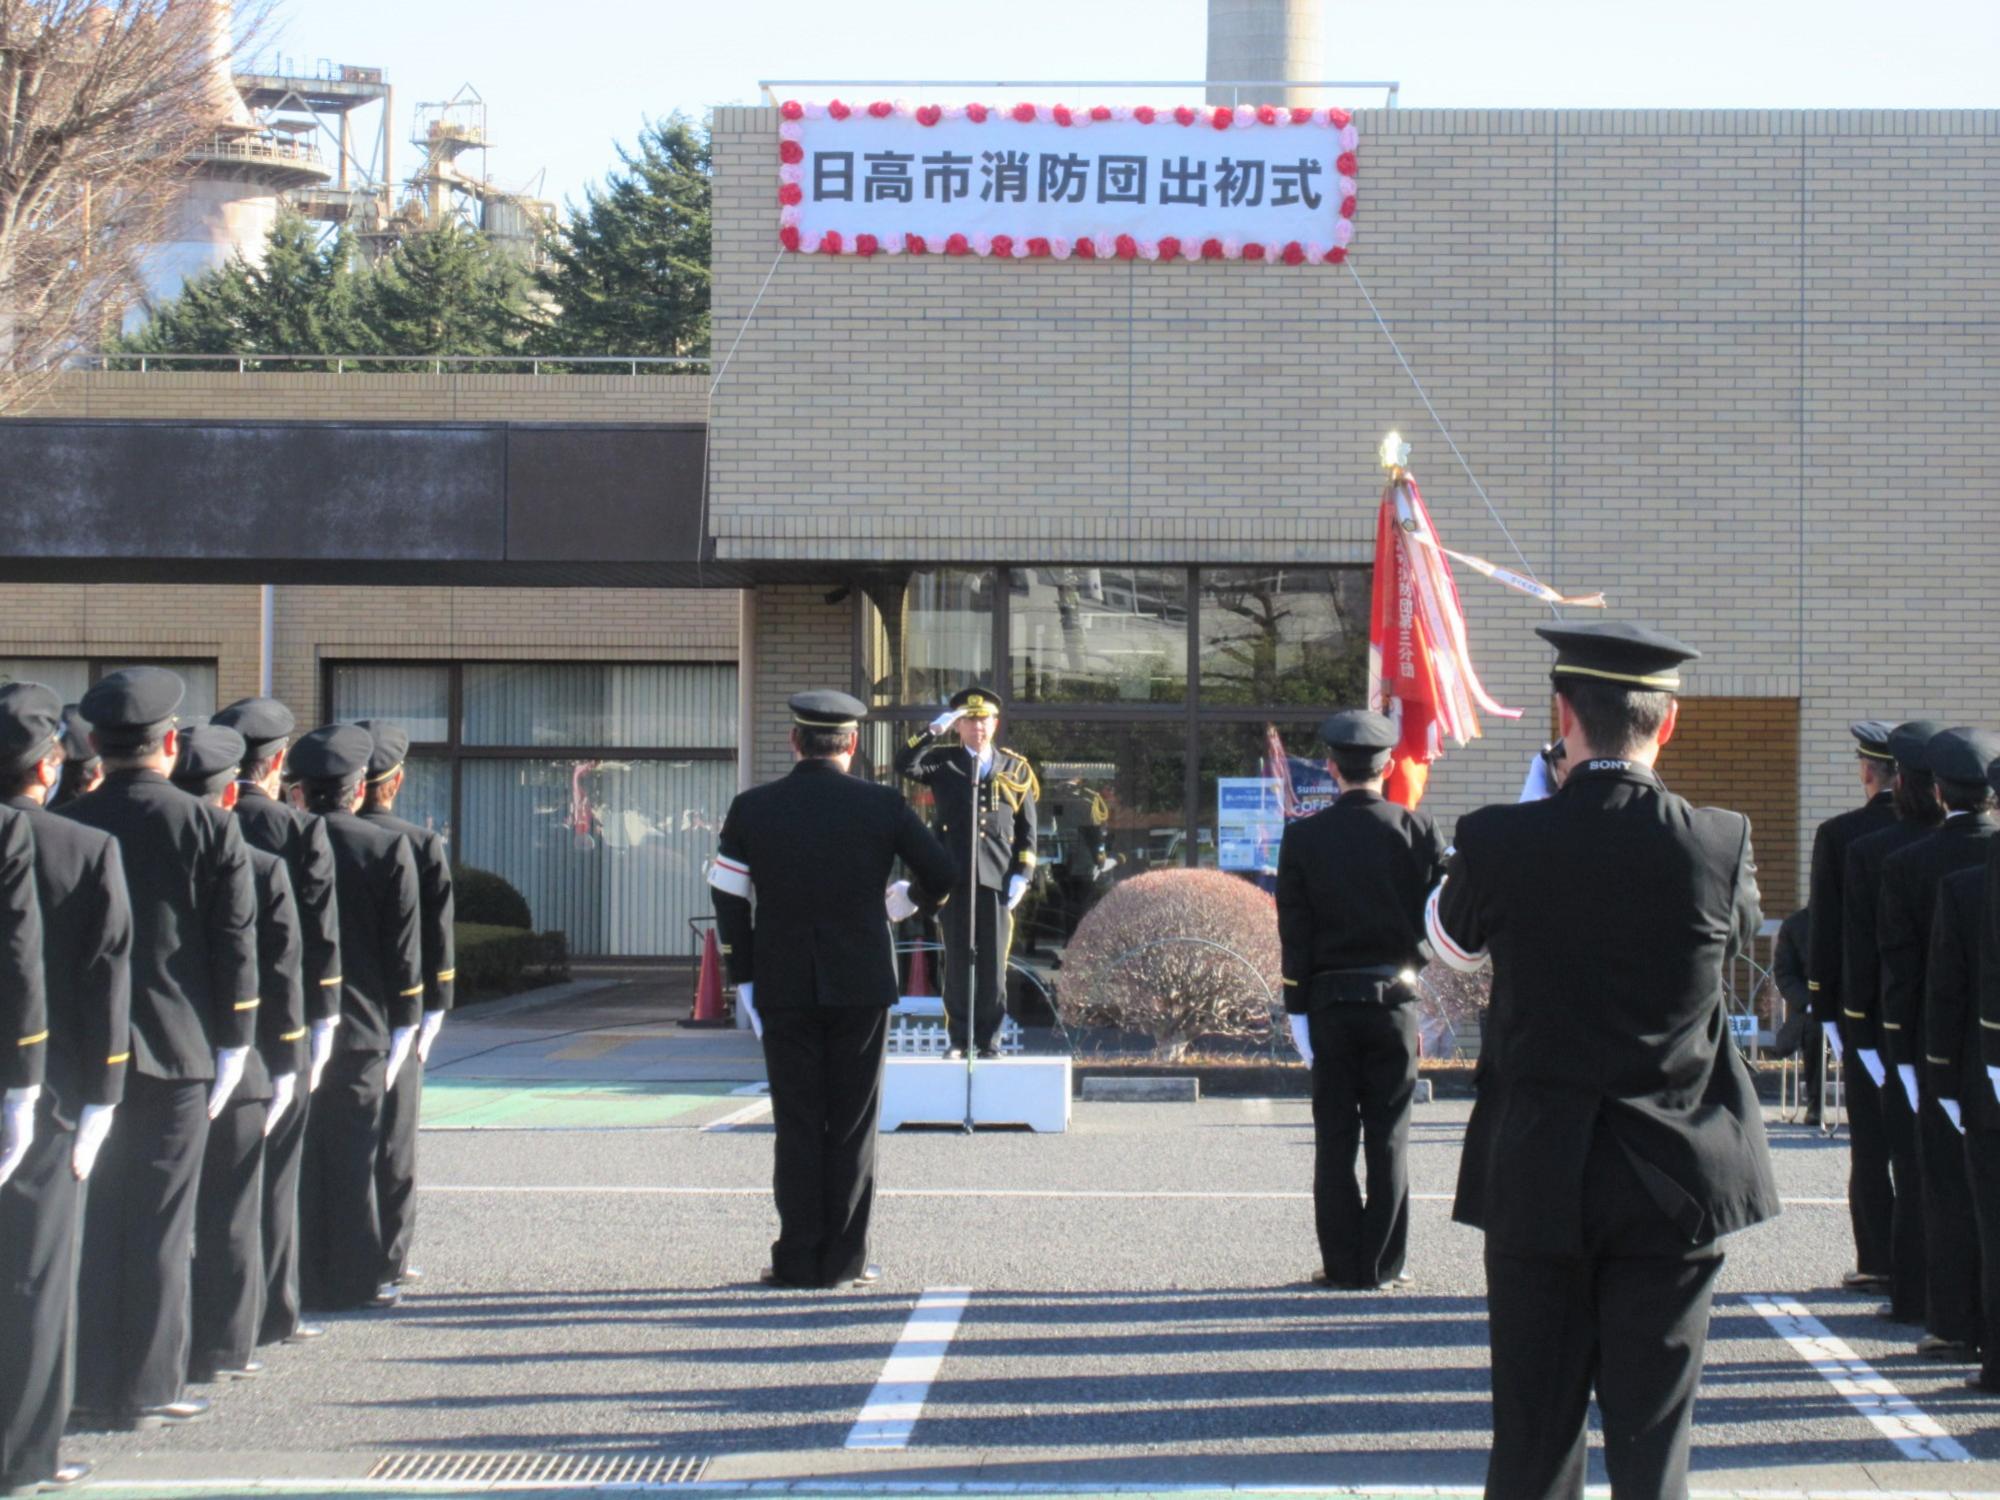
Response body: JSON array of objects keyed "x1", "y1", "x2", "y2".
[
  {"x1": 1842, "y1": 719, "x2": 1948, "y2": 1325},
  {"x1": 893, "y1": 688, "x2": 1038, "y2": 1058},
  {"x1": 289, "y1": 725, "x2": 423, "y2": 1314},
  {"x1": 1808, "y1": 719, "x2": 1901, "y2": 1292},
  {"x1": 1276, "y1": 709, "x2": 1446, "y2": 1291},
  {"x1": 61, "y1": 668, "x2": 260, "y2": 1431},
  {"x1": 0, "y1": 683, "x2": 124, "y2": 1498},
  {"x1": 1427, "y1": 622, "x2": 1777, "y2": 1500},
  {"x1": 173, "y1": 727, "x2": 307, "y2": 1386},
  {"x1": 355, "y1": 720, "x2": 455, "y2": 1290},
  {"x1": 211, "y1": 696, "x2": 341, "y2": 1350},
  {"x1": 1877, "y1": 726, "x2": 2000, "y2": 1361},
  {"x1": 712, "y1": 691, "x2": 956, "y2": 1289}
]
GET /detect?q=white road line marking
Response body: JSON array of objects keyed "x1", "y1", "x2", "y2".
[
  {"x1": 702, "y1": 1096, "x2": 775, "y2": 1133},
  {"x1": 844, "y1": 1287, "x2": 972, "y2": 1450},
  {"x1": 1744, "y1": 1295, "x2": 1972, "y2": 1461},
  {"x1": 422, "y1": 1184, "x2": 1848, "y2": 1207}
]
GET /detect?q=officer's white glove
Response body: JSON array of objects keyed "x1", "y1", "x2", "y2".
[
  {"x1": 418, "y1": 1010, "x2": 445, "y2": 1064},
  {"x1": 1857, "y1": 1048, "x2": 1887, "y2": 1089},
  {"x1": 72, "y1": 1102, "x2": 115, "y2": 1180},
  {"x1": 1942, "y1": 1096, "x2": 1966, "y2": 1135},
  {"x1": 885, "y1": 880, "x2": 918, "y2": 922},
  {"x1": 264, "y1": 1072, "x2": 297, "y2": 1136},
  {"x1": 927, "y1": 707, "x2": 966, "y2": 737},
  {"x1": 207, "y1": 1047, "x2": 250, "y2": 1119},
  {"x1": 308, "y1": 1017, "x2": 339, "y2": 1093},
  {"x1": 0, "y1": 1086, "x2": 37, "y2": 1189},
  {"x1": 384, "y1": 1025, "x2": 418, "y2": 1090},
  {"x1": 737, "y1": 981, "x2": 762, "y2": 1040},
  {"x1": 1898, "y1": 1063, "x2": 1920, "y2": 1112},
  {"x1": 1989, "y1": 1065, "x2": 2000, "y2": 1110},
  {"x1": 1006, "y1": 874, "x2": 1028, "y2": 911},
  {"x1": 1287, "y1": 1014, "x2": 1314, "y2": 1067},
  {"x1": 1824, "y1": 1021, "x2": 1843, "y2": 1061}
]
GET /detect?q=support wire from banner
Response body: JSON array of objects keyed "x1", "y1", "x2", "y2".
[
  {"x1": 699, "y1": 249, "x2": 790, "y2": 586},
  {"x1": 1343, "y1": 259, "x2": 1554, "y2": 610}
]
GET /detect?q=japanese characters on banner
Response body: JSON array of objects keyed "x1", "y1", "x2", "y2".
[{"x1": 776, "y1": 99, "x2": 1359, "y2": 264}]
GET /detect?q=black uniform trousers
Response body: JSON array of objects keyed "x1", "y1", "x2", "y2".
[
  {"x1": 940, "y1": 886, "x2": 1008, "y2": 1052},
  {"x1": 258, "y1": 1087, "x2": 309, "y2": 1345},
  {"x1": 1484, "y1": 1128, "x2": 1724, "y2": 1500},
  {"x1": 1843, "y1": 1053, "x2": 1897, "y2": 1280},
  {"x1": 0, "y1": 1104, "x2": 79, "y2": 1491},
  {"x1": 1879, "y1": 1074, "x2": 1928, "y2": 1322},
  {"x1": 761, "y1": 1005, "x2": 889, "y2": 1287},
  {"x1": 1919, "y1": 1096, "x2": 1981, "y2": 1344},
  {"x1": 75, "y1": 1074, "x2": 209, "y2": 1416},
  {"x1": 1305, "y1": 1001, "x2": 1417, "y2": 1287},
  {"x1": 299, "y1": 1050, "x2": 386, "y2": 1310},
  {"x1": 189, "y1": 1095, "x2": 265, "y2": 1373},
  {"x1": 1965, "y1": 1125, "x2": 2000, "y2": 1387},
  {"x1": 376, "y1": 1054, "x2": 423, "y2": 1282}
]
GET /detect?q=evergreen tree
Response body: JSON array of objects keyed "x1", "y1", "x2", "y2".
[
  {"x1": 535, "y1": 115, "x2": 711, "y2": 358},
  {"x1": 361, "y1": 220, "x2": 536, "y2": 358}
]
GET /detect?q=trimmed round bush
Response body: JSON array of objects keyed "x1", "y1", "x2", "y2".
[{"x1": 451, "y1": 865, "x2": 532, "y2": 929}]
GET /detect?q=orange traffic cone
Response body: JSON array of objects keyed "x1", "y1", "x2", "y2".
[
  {"x1": 904, "y1": 944, "x2": 933, "y2": 997},
  {"x1": 680, "y1": 928, "x2": 729, "y2": 1028}
]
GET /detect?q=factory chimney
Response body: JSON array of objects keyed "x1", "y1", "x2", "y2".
[{"x1": 1205, "y1": 0, "x2": 1323, "y2": 107}]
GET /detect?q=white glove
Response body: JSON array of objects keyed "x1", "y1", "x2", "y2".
[
  {"x1": 384, "y1": 1025, "x2": 417, "y2": 1090},
  {"x1": 207, "y1": 1047, "x2": 249, "y2": 1119},
  {"x1": 264, "y1": 1072, "x2": 297, "y2": 1137},
  {"x1": 927, "y1": 707, "x2": 966, "y2": 737},
  {"x1": 1858, "y1": 1048, "x2": 1887, "y2": 1088},
  {"x1": 738, "y1": 981, "x2": 762, "y2": 1040},
  {"x1": 418, "y1": 1010, "x2": 445, "y2": 1064},
  {"x1": 1006, "y1": 873, "x2": 1028, "y2": 911},
  {"x1": 1287, "y1": 1013, "x2": 1314, "y2": 1067},
  {"x1": 308, "y1": 1017, "x2": 339, "y2": 1093},
  {"x1": 1988, "y1": 1065, "x2": 2000, "y2": 1109},
  {"x1": 1942, "y1": 1096, "x2": 1966, "y2": 1135},
  {"x1": 1824, "y1": 1021, "x2": 1843, "y2": 1061},
  {"x1": 0, "y1": 1086, "x2": 37, "y2": 1189},
  {"x1": 72, "y1": 1103, "x2": 115, "y2": 1180},
  {"x1": 1898, "y1": 1063, "x2": 1920, "y2": 1112},
  {"x1": 885, "y1": 880, "x2": 918, "y2": 922}
]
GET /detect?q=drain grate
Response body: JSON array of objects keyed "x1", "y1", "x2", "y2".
[{"x1": 367, "y1": 1451, "x2": 709, "y2": 1485}]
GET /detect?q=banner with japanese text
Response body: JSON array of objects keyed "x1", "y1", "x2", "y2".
[{"x1": 776, "y1": 99, "x2": 1359, "y2": 264}]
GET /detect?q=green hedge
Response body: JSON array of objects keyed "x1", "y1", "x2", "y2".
[
  {"x1": 454, "y1": 921, "x2": 569, "y2": 1001},
  {"x1": 451, "y1": 865, "x2": 533, "y2": 929}
]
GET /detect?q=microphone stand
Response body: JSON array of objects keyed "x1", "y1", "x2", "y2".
[{"x1": 963, "y1": 743, "x2": 978, "y2": 1134}]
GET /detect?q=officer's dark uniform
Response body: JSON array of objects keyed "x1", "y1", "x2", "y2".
[
  {"x1": 355, "y1": 720, "x2": 455, "y2": 1287},
  {"x1": 1927, "y1": 855, "x2": 2000, "y2": 1389},
  {"x1": 290, "y1": 725, "x2": 423, "y2": 1312},
  {"x1": 1807, "y1": 720, "x2": 1900, "y2": 1284},
  {"x1": 1428, "y1": 623, "x2": 1777, "y2": 1500},
  {"x1": 61, "y1": 668, "x2": 259, "y2": 1429},
  {"x1": 1771, "y1": 907, "x2": 1819, "y2": 1119},
  {"x1": 893, "y1": 688, "x2": 1037, "y2": 1054},
  {"x1": 0, "y1": 684, "x2": 122, "y2": 1497},
  {"x1": 1842, "y1": 720, "x2": 1947, "y2": 1323},
  {"x1": 173, "y1": 727, "x2": 308, "y2": 1383},
  {"x1": 1276, "y1": 709, "x2": 1446, "y2": 1290},
  {"x1": 212, "y1": 697, "x2": 342, "y2": 1348},
  {"x1": 1878, "y1": 726, "x2": 2000, "y2": 1355},
  {"x1": 712, "y1": 691, "x2": 956, "y2": 1288},
  {"x1": 47, "y1": 705, "x2": 101, "y2": 811}
]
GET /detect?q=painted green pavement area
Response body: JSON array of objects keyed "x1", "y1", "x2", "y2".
[{"x1": 419, "y1": 1078, "x2": 744, "y2": 1129}]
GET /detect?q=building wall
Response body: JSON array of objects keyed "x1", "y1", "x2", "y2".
[
  {"x1": 708, "y1": 104, "x2": 2000, "y2": 899},
  {"x1": 26, "y1": 370, "x2": 709, "y2": 423},
  {"x1": 748, "y1": 585, "x2": 855, "y2": 785}
]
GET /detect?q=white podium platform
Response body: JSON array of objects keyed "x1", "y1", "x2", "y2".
[{"x1": 880, "y1": 1055, "x2": 1072, "y2": 1133}]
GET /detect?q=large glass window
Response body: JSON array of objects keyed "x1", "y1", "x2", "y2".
[
  {"x1": 463, "y1": 663, "x2": 735, "y2": 749},
  {"x1": 327, "y1": 664, "x2": 450, "y2": 742},
  {"x1": 859, "y1": 569, "x2": 996, "y2": 708},
  {"x1": 0, "y1": 658, "x2": 217, "y2": 725},
  {"x1": 1195, "y1": 720, "x2": 1337, "y2": 886},
  {"x1": 1198, "y1": 569, "x2": 1370, "y2": 707},
  {"x1": 1010, "y1": 567, "x2": 1189, "y2": 704}
]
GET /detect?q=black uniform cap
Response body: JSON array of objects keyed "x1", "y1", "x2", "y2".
[
  {"x1": 60, "y1": 706, "x2": 98, "y2": 767},
  {"x1": 79, "y1": 666, "x2": 185, "y2": 745},
  {"x1": 1536, "y1": 621, "x2": 1699, "y2": 692},
  {"x1": 1923, "y1": 726, "x2": 2000, "y2": 785},
  {"x1": 790, "y1": 690, "x2": 867, "y2": 731},
  {"x1": 0, "y1": 682, "x2": 66, "y2": 775},
  {"x1": 212, "y1": 697, "x2": 297, "y2": 754},
  {"x1": 353, "y1": 719, "x2": 411, "y2": 780},
  {"x1": 288, "y1": 724, "x2": 374, "y2": 782},
  {"x1": 1849, "y1": 720, "x2": 1896, "y2": 762},
  {"x1": 1888, "y1": 719, "x2": 1946, "y2": 771},
  {"x1": 171, "y1": 725, "x2": 248, "y2": 798},
  {"x1": 1320, "y1": 708, "x2": 1398, "y2": 772},
  {"x1": 949, "y1": 687, "x2": 1002, "y2": 720}
]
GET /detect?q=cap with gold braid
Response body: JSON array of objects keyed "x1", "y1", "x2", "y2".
[
  {"x1": 790, "y1": 690, "x2": 866, "y2": 731},
  {"x1": 1849, "y1": 720, "x2": 1896, "y2": 763},
  {"x1": 948, "y1": 686, "x2": 1002, "y2": 720},
  {"x1": 1536, "y1": 621, "x2": 1698, "y2": 692}
]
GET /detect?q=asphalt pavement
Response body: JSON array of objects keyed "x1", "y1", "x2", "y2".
[{"x1": 57, "y1": 980, "x2": 2000, "y2": 1498}]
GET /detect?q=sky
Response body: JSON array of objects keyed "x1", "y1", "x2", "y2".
[{"x1": 248, "y1": 0, "x2": 2000, "y2": 212}]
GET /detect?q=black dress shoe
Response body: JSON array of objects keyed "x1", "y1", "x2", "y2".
[
  {"x1": 367, "y1": 1284, "x2": 403, "y2": 1310},
  {"x1": 43, "y1": 1460, "x2": 94, "y2": 1489},
  {"x1": 1876, "y1": 1302, "x2": 1925, "y2": 1325},
  {"x1": 117, "y1": 1397, "x2": 212, "y2": 1430},
  {"x1": 759, "y1": 1267, "x2": 812, "y2": 1289},
  {"x1": 190, "y1": 1358, "x2": 264, "y2": 1383},
  {"x1": 1919, "y1": 1335, "x2": 1979, "y2": 1361},
  {"x1": 944, "y1": 1048, "x2": 965, "y2": 1061},
  {"x1": 838, "y1": 1264, "x2": 883, "y2": 1287},
  {"x1": 976, "y1": 1044, "x2": 1002, "y2": 1060},
  {"x1": 282, "y1": 1324, "x2": 326, "y2": 1344},
  {"x1": 1842, "y1": 1269, "x2": 1893, "y2": 1291},
  {"x1": 1376, "y1": 1271, "x2": 1416, "y2": 1290},
  {"x1": 395, "y1": 1266, "x2": 424, "y2": 1285}
]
